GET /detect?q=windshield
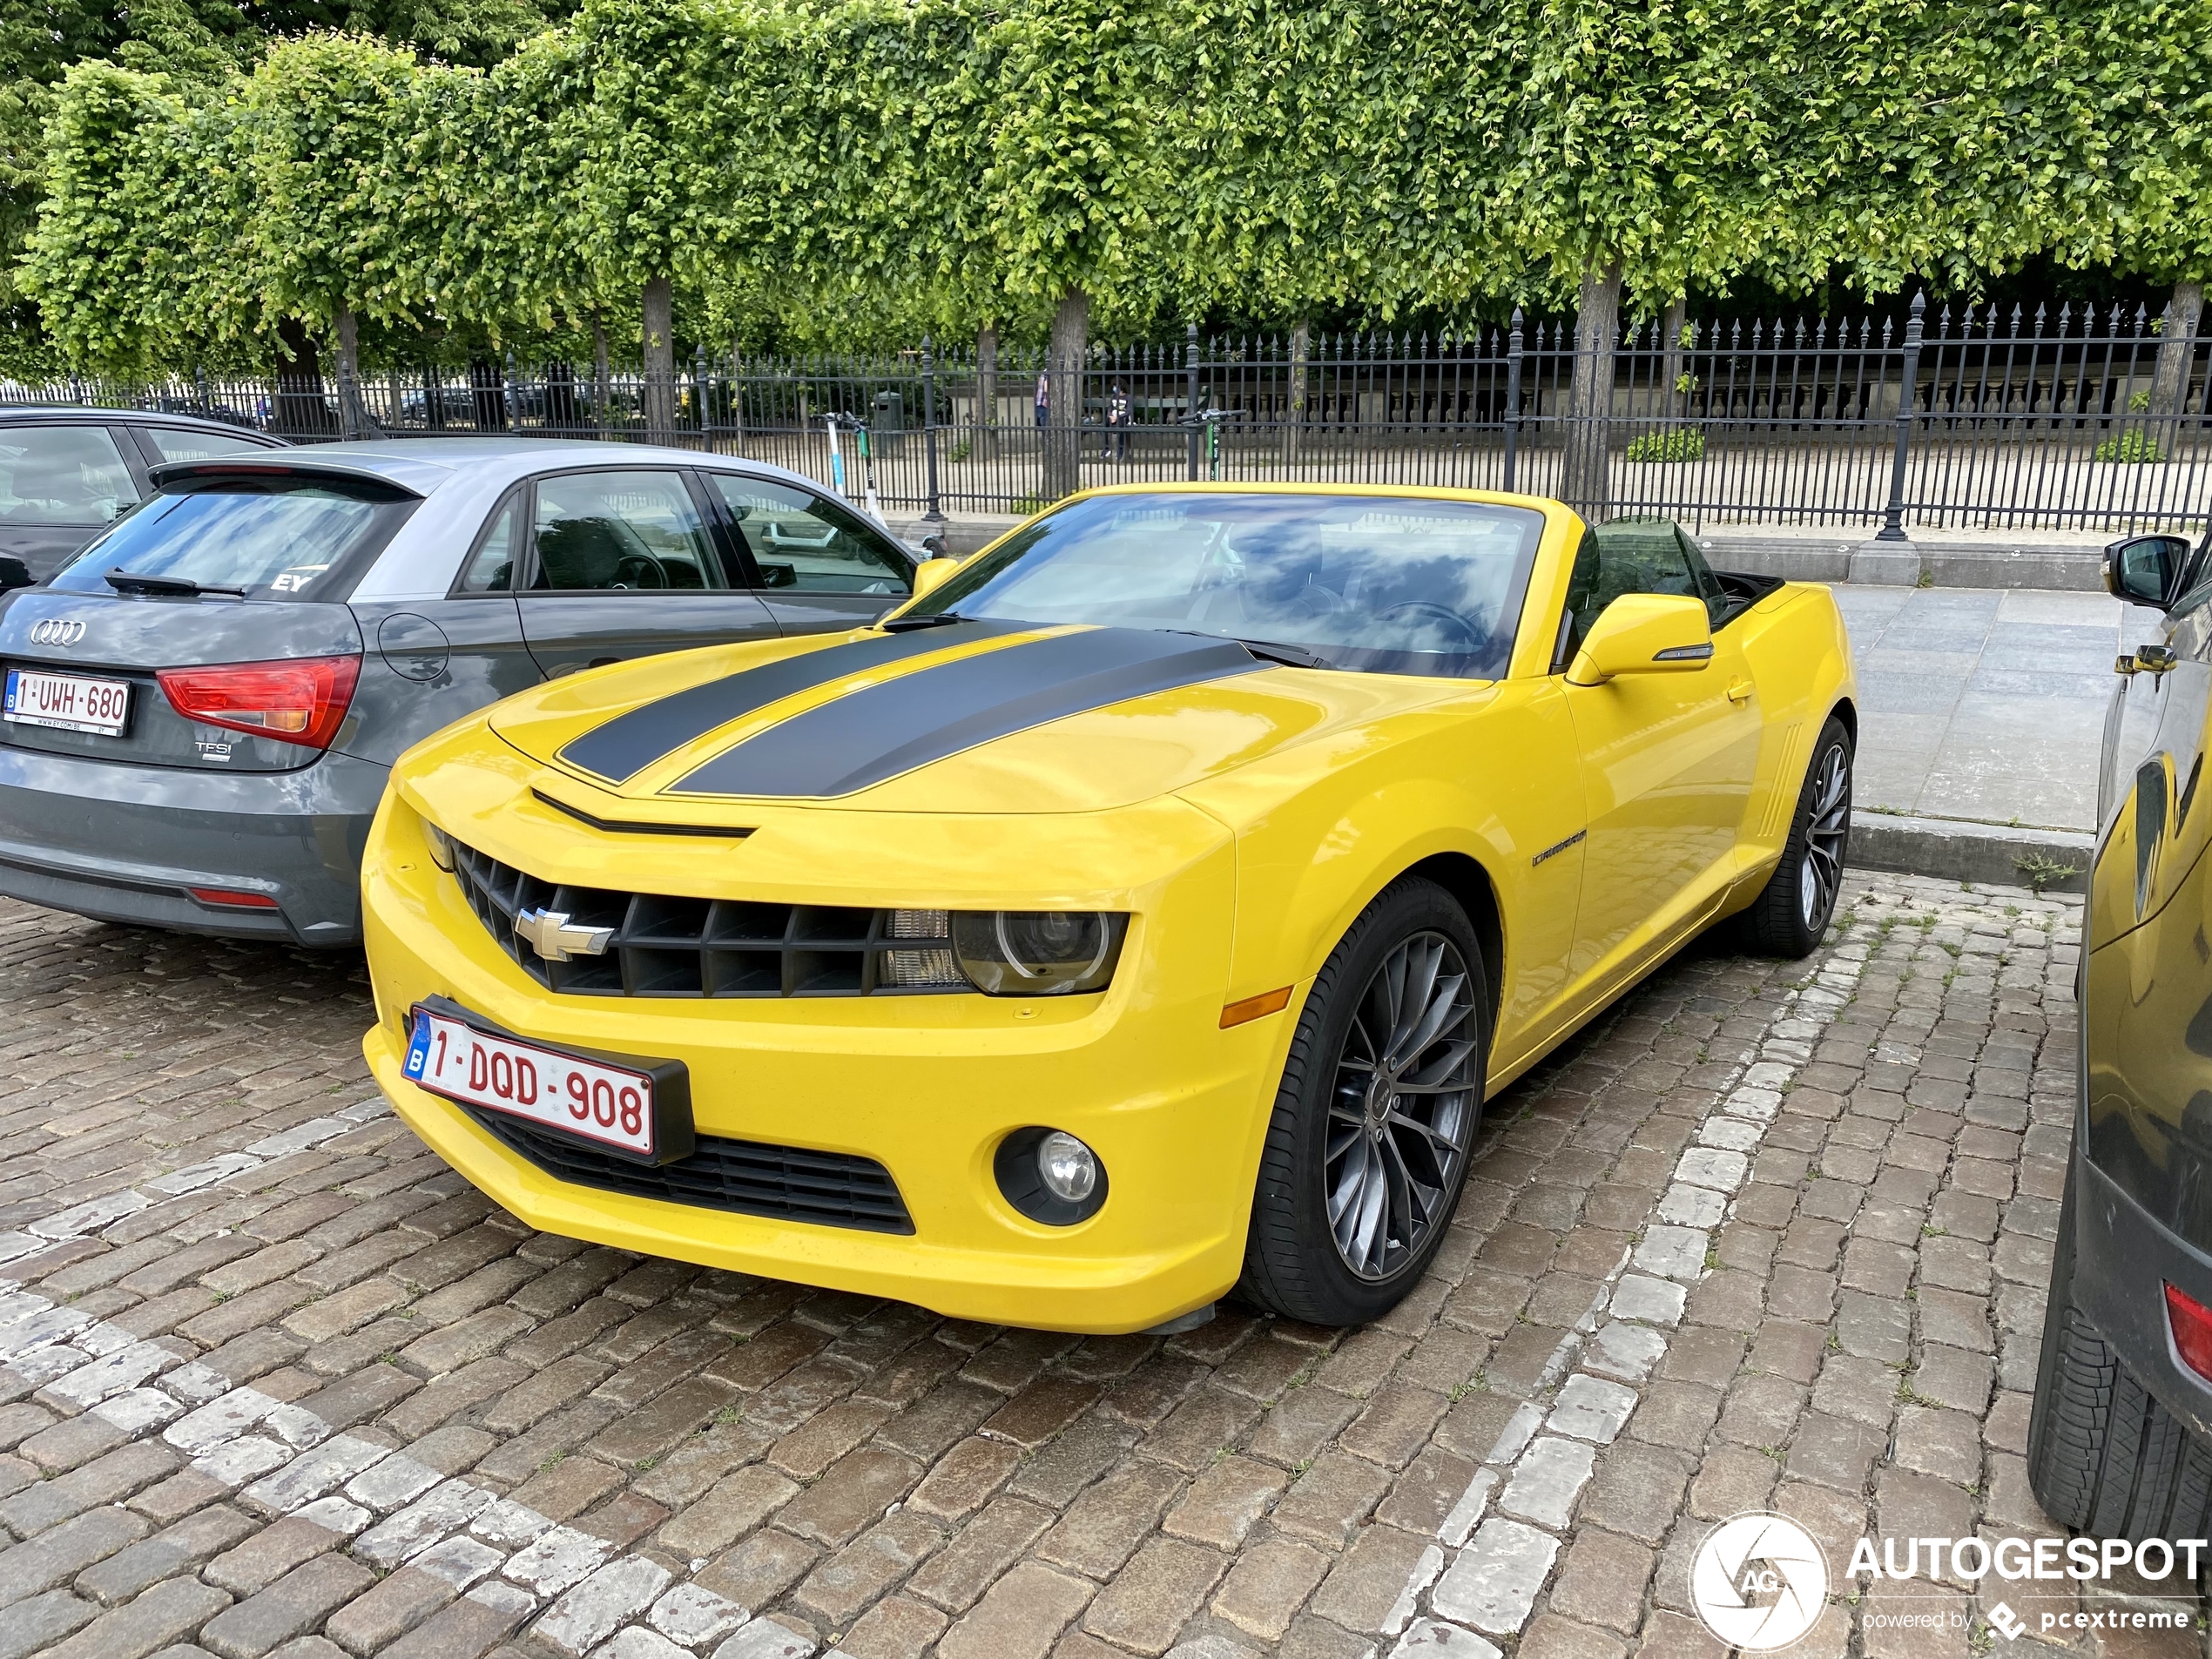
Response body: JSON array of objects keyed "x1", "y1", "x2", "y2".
[
  {"x1": 51, "y1": 478, "x2": 416, "y2": 601},
  {"x1": 906, "y1": 492, "x2": 1547, "y2": 677}
]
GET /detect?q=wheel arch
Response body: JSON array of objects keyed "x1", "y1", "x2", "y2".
[
  {"x1": 1828, "y1": 695, "x2": 1858, "y2": 747},
  {"x1": 1396, "y1": 850, "x2": 1505, "y2": 1036}
]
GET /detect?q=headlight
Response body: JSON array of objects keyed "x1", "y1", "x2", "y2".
[{"x1": 949, "y1": 911, "x2": 1128, "y2": 995}]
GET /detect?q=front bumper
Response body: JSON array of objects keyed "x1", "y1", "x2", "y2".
[
  {"x1": 361, "y1": 785, "x2": 1299, "y2": 1333},
  {"x1": 0, "y1": 740, "x2": 387, "y2": 945}
]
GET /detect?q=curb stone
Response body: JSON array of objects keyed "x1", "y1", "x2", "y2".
[{"x1": 1849, "y1": 812, "x2": 2093, "y2": 894}]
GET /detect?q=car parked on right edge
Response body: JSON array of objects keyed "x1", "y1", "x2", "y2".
[{"x1": 2027, "y1": 526, "x2": 2212, "y2": 1540}]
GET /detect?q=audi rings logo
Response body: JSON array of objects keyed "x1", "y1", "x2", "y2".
[
  {"x1": 28, "y1": 619, "x2": 85, "y2": 647},
  {"x1": 1690, "y1": 1513, "x2": 1830, "y2": 1651}
]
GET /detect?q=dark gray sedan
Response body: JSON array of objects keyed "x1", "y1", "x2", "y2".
[{"x1": 0, "y1": 439, "x2": 919, "y2": 945}]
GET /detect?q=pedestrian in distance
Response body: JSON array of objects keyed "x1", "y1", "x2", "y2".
[
  {"x1": 1108, "y1": 381, "x2": 1131, "y2": 461},
  {"x1": 1034, "y1": 371, "x2": 1049, "y2": 429}
]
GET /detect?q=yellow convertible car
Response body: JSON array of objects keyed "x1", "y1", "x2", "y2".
[{"x1": 360, "y1": 485, "x2": 1855, "y2": 1332}]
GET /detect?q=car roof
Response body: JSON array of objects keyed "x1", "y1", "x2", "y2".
[
  {"x1": 161, "y1": 437, "x2": 833, "y2": 501},
  {"x1": 0, "y1": 406, "x2": 282, "y2": 439}
]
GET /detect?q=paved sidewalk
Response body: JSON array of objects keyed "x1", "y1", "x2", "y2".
[
  {"x1": 0, "y1": 873, "x2": 2164, "y2": 1659},
  {"x1": 1837, "y1": 588, "x2": 2154, "y2": 836}
]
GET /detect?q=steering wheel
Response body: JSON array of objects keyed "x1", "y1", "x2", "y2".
[
  {"x1": 1380, "y1": 600, "x2": 1485, "y2": 652},
  {"x1": 611, "y1": 552, "x2": 669, "y2": 590}
]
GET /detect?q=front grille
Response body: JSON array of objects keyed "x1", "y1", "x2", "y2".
[
  {"x1": 445, "y1": 836, "x2": 968, "y2": 998},
  {"x1": 466, "y1": 1106, "x2": 914, "y2": 1233}
]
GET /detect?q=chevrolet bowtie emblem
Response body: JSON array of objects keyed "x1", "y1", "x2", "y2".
[{"x1": 514, "y1": 907, "x2": 614, "y2": 962}]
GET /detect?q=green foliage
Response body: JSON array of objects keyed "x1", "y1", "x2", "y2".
[
  {"x1": 1624, "y1": 428, "x2": 1706, "y2": 463},
  {"x1": 21, "y1": 64, "x2": 259, "y2": 370},
  {"x1": 2094, "y1": 428, "x2": 2168, "y2": 462},
  {"x1": 16, "y1": 0, "x2": 2212, "y2": 371}
]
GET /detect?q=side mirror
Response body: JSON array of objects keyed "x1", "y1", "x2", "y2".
[
  {"x1": 911, "y1": 557, "x2": 963, "y2": 600},
  {"x1": 1567, "y1": 594, "x2": 1714, "y2": 686},
  {"x1": 2105, "y1": 535, "x2": 2191, "y2": 609},
  {"x1": 757, "y1": 562, "x2": 796, "y2": 590},
  {"x1": 0, "y1": 557, "x2": 31, "y2": 594}
]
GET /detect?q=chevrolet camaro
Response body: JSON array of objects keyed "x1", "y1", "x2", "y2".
[{"x1": 359, "y1": 485, "x2": 1856, "y2": 1333}]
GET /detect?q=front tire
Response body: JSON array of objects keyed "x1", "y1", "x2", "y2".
[
  {"x1": 1738, "y1": 715, "x2": 1851, "y2": 958},
  {"x1": 1238, "y1": 877, "x2": 1489, "y2": 1326}
]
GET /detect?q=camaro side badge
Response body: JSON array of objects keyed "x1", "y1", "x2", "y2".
[
  {"x1": 1533, "y1": 829, "x2": 1587, "y2": 867},
  {"x1": 514, "y1": 907, "x2": 615, "y2": 962}
]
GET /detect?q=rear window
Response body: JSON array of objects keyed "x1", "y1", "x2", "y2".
[
  {"x1": 0, "y1": 425, "x2": 138, "y2": 526},
  {"x1": 51, "y1": 475, "x2": 417, "y2": 602}
]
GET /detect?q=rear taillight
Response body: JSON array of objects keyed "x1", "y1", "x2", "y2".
[
  {"x1": 158, "y1": 655, "x2": 361, "y2": 751},
  {"x1": 2167, "y1": 1284, "x2": 2212, "y2": 1382}
]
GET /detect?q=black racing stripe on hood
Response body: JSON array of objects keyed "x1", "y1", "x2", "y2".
[
  {"x1": 671, "y1": 628, "x2": 1265, "y2": 799},
  {"x1": 557, "y1": 619, "x2": 1031, "y2": 784}
]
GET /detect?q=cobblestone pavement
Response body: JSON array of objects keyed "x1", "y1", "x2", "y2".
[{"x1": 0, "y1": 873, "x2": 2182, "y2": 1659}]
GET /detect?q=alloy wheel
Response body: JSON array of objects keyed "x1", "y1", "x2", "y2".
[
  {"x1": 1324, "y1": 930, "x2": 1479, "y2": 1280},
  {"x1": 1798, "y1": 742, "x2": 1851, "y2": 932}
]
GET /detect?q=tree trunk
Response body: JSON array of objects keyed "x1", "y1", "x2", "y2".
[
  {"x1": 592, "y1": 313, "x2": 611, "y2": 435},
  {"x1": 1045, "y1": 288, "x2": 1089, "y2": 501},
  {"x1": 273, "y1": 316, "x2": 332, "y2": 436},
  {"x1": 332, "y1": 308, "x2": 376, "y2": 439},
  {"x1": 1285, "y1": 319, "x2": 1311, "y2": 468},
  {"x1": 975, "y1": 324, "x2": 998, "y2": 460},
  {"x1": 642, "y1": 275, "x2": 677, "y2": 439},
  {"x1": 2152, "y1": 279, "x2": 2204, "y2": 420},
  {"x1": 1661, "y1": 293, "x2": 1689, "y2": 425},
  {"x1": 1561, "y1": 263, "x2": 1622, "y2": 517}
]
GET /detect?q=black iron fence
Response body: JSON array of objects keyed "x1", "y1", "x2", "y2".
[{"x1": 10, "y1": 295, "x2": 2209, "y2": 533}]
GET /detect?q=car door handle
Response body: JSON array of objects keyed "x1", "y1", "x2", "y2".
[{"x1": 1726, "y1": 678, "x2": 1754, "y2": 705}]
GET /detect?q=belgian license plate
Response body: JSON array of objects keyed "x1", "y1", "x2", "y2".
[
  {"x1": 3, "y1": 668, "x2": 130, "y2": 737},
  {"x1": 405, "y1": 1004, "x2": 665, "y2": 1157}
]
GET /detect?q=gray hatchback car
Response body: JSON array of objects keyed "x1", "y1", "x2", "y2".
[{"x1": 0, "y1": 439, "x2": 919, "y2": 946}]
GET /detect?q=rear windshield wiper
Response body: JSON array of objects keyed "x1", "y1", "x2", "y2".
[
  {"x1": 105, "y1": 568, "x2": 245, "y2": 598},
  {"x1": 880, "y1": 611, "x2": 969, "y2": 632}
]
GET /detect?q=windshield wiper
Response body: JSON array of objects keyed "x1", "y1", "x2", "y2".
[
  {"x1": 880, "y1": 611, "x2": 969, "y2": 632},
  {"x1": 1234, "y1": 637, "x2": 1335, "y2": 670},
  {"x1": 105, "y1": 568, "x2": 245, "y2": 598}
]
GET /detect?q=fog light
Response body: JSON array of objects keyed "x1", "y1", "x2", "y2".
[
  {"x1": 995, "y1": 1126, "x2": 1109, "y2": 1225},
  {"x1": 1037, "y1": 1131, "x2": 1097, "y2": 1203}
]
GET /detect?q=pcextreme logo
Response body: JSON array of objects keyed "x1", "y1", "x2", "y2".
[{"x1": 1689, "y1": 1514, "x2": 2202, "y2": 1650}]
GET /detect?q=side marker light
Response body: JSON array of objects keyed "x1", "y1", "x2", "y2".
[{"x1": 1220, "y1": 986, "x2": 1293, "y2": 1028}]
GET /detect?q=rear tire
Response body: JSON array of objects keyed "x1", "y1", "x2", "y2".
[
  {"x1": 2028, "y1": 1159, "x2": 2212, "y2": 1541},
  {"x1": 1737, "y1": 715, "x2": 1851, "y2": 958},
  {"x1": 1238, "y1": 877, "x2": 1488, "y2": 1327}
]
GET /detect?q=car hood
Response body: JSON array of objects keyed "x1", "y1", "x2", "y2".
[{"x1": 488, "y1": 622, "x2": 1480, "y2": 816}]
